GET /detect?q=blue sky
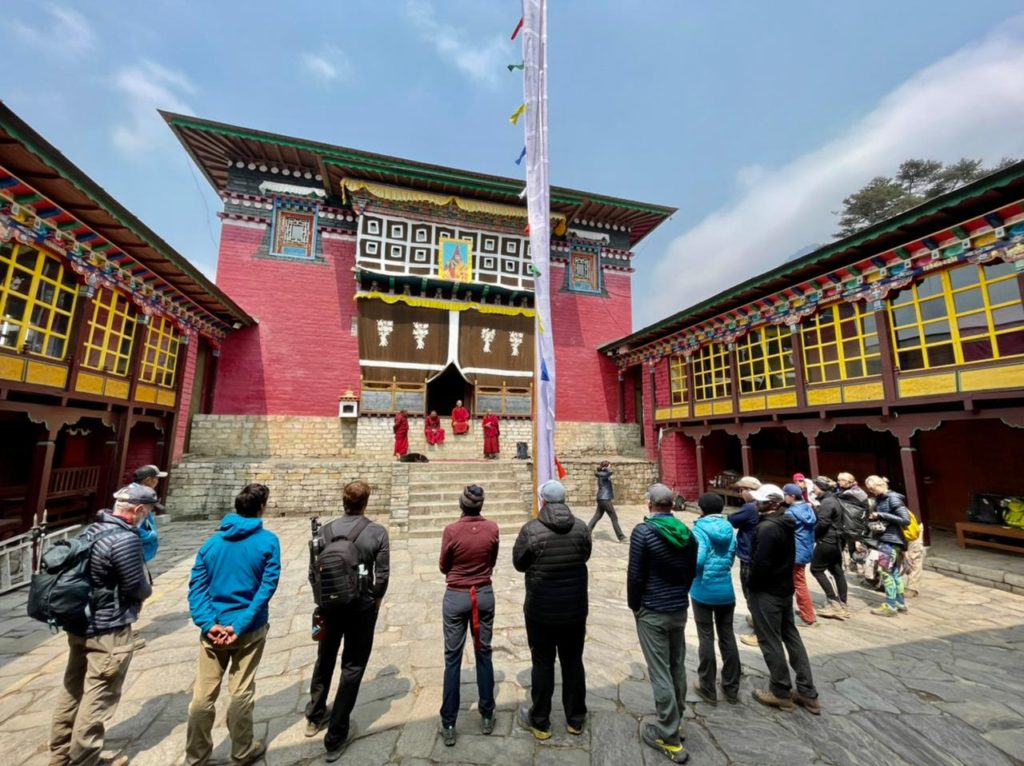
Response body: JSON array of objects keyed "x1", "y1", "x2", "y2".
[{"x1": 6, "y1": 1, "x2": 1024, "y2": 326}]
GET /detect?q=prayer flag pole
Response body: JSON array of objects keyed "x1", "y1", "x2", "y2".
[{"x1": 521, "y1": 0, "x2": 556, "y2": 509}]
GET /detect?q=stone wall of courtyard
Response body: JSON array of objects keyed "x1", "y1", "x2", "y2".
[{"x1": 558, "y1": 458, "x2": 659, "y2": 508}]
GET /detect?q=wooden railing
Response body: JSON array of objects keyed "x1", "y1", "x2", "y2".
[{"x1": 48, "y1": 466, "x2": 101, "y2": 500}]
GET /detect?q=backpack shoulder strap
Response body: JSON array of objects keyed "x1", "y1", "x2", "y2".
[
  {"x1": 326, "y1": 515, "x2": 372, "y2": 543},
  {"x1": 348, "y1": 516, "x2": 372, "y2": 543}
]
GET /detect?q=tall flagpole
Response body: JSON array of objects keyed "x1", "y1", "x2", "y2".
[{"x1": 522, "y1": 0, "x2": 556, "y2": 501}]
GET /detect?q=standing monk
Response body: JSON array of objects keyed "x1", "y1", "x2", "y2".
[
  {"x1": 393, "y1": 410, "x2": 409, "y2": 459},
  {"x1": 451, "y1": 400, "x2": 470, "y2": 435},
  {"x1": 482, "y1": 410, "x2": 500, "y2": 459},
  {"x1": 425, "y1": 410, "x2": 446, "y2": 446}
]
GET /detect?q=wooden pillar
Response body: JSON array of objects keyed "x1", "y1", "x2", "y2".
[
  {"x1": 64, "y1": 284, "x2": 96, "y2": 393},
  {"x1": 127, "y1": 315, "x2": 151, "y2": 402},
  {"x1": 616, "y1": 370, "x2": 626, "y2": 424},
  {"x1": 111, "y1": 408, "x2": 134, "y2": 496},
  {"x1": 23, "y1": 425, "x2": 58, "y2": 529},
  {"x1": 728, "y1": 343, "x2": 740, "y2": 413},
  {"x1": 807, "y1": 433, "x2": 821, "y2": 478},
  {"x1": 685, "y1": 354, "x2": 695, "y2": 420},
  {"x1": 740, "y1": 435, "x2": 752, "y2": 476},
  {"x1": 694, "y1": 436, "x2": 706, "y2": 495},
  {"x1": 789, "y1": 324, "x2": 808, "y2": 409},
  {"x1": 96, "y1": 428, "x2": 120, "y2": 510},
  {"x1": 898, "y1": 431, "x2": 928, "y2": 545},
  {"x1": 874, "y1": 306, "x2": 899, "y2": 402}
]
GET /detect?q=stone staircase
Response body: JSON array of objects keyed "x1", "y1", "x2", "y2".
[{"x1": 402, "y1": 461, "x2": 533, "y2": 538}]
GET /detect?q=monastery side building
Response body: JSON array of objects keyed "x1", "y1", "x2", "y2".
[
  {"x1": 165, "y1": 113, "x2": 675, "y2": 458},
  {"x1": 0, "y1": 104, "x2": 253, "y2": 537},
  {"x1": 602, "y1": 162, "x2": 1024, "y2": 543}
]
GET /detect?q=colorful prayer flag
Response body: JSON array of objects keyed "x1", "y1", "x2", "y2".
[
  {"x1": 511, "y1": 17, "x2": 524, "y2": 40},
  {"x1": 507, "y1": 62, "x2": 525, "y2": 71},
  {"x1": 509, "y1": 103, "x2": 526, "y2": 125},
  {"x1": 514, "y1": 146, "x2": 526, "y2": 165}
]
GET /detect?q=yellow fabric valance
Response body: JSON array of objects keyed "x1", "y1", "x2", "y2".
[
  {"x1": 341, "y1": 178, "x2": 565, "y2": 224},
  {"x1": 355, "y1": 291, "x2": 535, "y2": 317}
]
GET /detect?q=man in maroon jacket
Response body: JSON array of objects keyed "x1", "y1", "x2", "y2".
[{"x1": 438, "y1": 485, "x2": 499, "y2": 746}]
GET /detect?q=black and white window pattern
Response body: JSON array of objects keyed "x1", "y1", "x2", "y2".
[{"x1": 356, "y1": 211, "x2": 534, "y2": 290}]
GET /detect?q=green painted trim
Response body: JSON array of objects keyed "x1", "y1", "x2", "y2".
[
  {"x1": 602, "y1": 160, "x2": 1024, "y2": 353},
  {"x1": 166, "y1": 114, "x2": 675, "y2": 217},
  {"x1": 0, "y1": 108, "x2": 253, "y2": 327}
]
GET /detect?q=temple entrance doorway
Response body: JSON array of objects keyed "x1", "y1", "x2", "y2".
[{"x1": 427, "y1": 363, "x2": 473, "y2": 417}]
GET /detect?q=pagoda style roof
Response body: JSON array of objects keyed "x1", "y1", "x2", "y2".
[
  {"x1": 0, "y1": 102, "x2": 254, "y2": 333},
  {"x1": 162, "y1": 112, "x2": 676, "y2": 248},
  {"x1": 602, "y1": 160, "x2": 1024, "y2": 359}
]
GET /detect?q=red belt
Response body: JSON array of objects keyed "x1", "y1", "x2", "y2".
[{"x1": 470, "y1": 585, "x2": 481, "y2": 653}]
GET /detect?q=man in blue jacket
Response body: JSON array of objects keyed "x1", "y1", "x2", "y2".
[
  {"x1": 186, "y1": 483, "x2": 281, "y2": 766},
  {"x1": 783, "y1": 483, "x2": 817, "y2": 626},
  {"x1": 628, "y1": 483, "x2": 698, "y2": 764}
]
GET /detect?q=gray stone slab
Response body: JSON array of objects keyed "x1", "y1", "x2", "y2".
[
  {"x1": 430, "y1": 731, "x2": 534, "y2": 764},
  {"x1": 589, "y1": 710, "x2": 644, "y2": 766},
  {"x1": 984, "y1": 728, "x2": 1024, "y2": 763}
]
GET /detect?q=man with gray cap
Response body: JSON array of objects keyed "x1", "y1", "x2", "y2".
[
  {"x1": 513, "y1": 479, "x2": 592, "y2": 740},
  {"x1": 49, "y1": 484, "x2": 156, "y2": 766},
  {"x1": 629, "y1": 483, "x2": 698, "y2": 764},
  {"x1": 131, "y1": 465, "x2": 167, "y2": 563},
  {"x1": 728, "y1": 476, "x2": 761, "y2": 644}
]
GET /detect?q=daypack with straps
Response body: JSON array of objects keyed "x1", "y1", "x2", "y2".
[
  {"x1": 27, "y1": 526, "x2": 120, "y2": 633},
  {"x1": 837, "y1": 496, "x2": 871, "y2": 540},
  {"x1": 311, "y1": 516, "x2": 372, "y2": 609},
  {"x1": 904, "y1": 510, "x2": 921, "y2": 542}
]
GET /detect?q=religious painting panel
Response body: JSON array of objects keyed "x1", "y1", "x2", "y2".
[
  {"x1": 568, "y1": 250, "x2": 601, "y2": 294},
  {"x1": 438, "y1": 237, "x2": 473, "y2": 282},
  {"x1": 458, "y1": 310, "x2": 533, "y2": 374},
  {"x1": 270, "y1": 203, "x2": 317, "y2": 259},
  {"x1": 357, "y1": 299, "x2": 448, "y2": 366}
]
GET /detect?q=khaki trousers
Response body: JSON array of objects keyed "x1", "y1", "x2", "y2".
[
  {"x1": 49, "y1": 625, "x2": 135, "y2": 766},
  {"x1": 903, "y1": 537, "x2": 926, "y2": 593},
  {"x1": 185, "y1": 623, "x2": 268, "y2": 766}
]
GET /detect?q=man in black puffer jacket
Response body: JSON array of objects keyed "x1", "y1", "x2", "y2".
[
  {"x1": 513, "y1": 479, "x2": 592, "y2": 740},
  {"x1": 50, "y1": 484, "x2": 155, "y2": 766}
]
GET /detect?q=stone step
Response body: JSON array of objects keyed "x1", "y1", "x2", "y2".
[
  {"x1": 407, "y1": 486, "x2": 522, "y2": 501},
  {"x1": 407, "y1": 520, "x2": 529, "y2": 537},
  {"x1": 408, "y1": 497, "x2": 525, "y2": 511},
  {"x1": 407, "y1": 507, "x2": 527, "y2": 522},
  {"x1": 406, "y1": 461, "x2": 526, "y2": 471}
]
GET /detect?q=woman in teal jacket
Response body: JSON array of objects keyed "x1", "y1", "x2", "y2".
[{"x1": 690, "y1": 493, "x2": 740, "y2": 705}]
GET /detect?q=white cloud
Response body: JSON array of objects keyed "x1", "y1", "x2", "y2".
[
  {"x1": 404, "y1": 0, "x2": 506, "y2": 87},
  {"x1": 111, "y1": 60, "x2": 195, "y2": 156},
  {"x1": 301, "y1": 46, "x2": 353, "y2": 85},
  {"x1": 641, "y1": 21, "x2": 1024, "y2": 326},
  {"x1": 9, "y1": 4, "x2": 96, "y2": 55}
]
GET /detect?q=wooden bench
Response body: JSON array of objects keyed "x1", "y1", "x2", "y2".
[{"x1": 956, "y1": 522, "x2": 1024, "y2": 554}]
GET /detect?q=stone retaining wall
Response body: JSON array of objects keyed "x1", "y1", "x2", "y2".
[
  {"x1": 187, "y1": 416, "x2": 357, "y2": 457},
  {"x1": 558, "y1": 459, "x2": 659, "y2": 509}
]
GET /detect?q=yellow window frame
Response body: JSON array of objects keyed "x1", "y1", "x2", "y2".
[
  {"x1": 140, "y1": 315, "x2": 180, "y2": 388},
  {"x1": 82, "y1": 287, "x2": 137, "y2": 376},
  {"x1": 735, "y1": 323, "x2": 795, "y2": 393},
  {"x1": 669, "y1": 354, "x2": 688, "y2": 405},
  {"x1": 801, "y1": 301, "x2": 881, "y2": 383},
  {"x1": 0, "y1": 242, "x2": 78, "y2": 360},
  {"x1": 691, "y1": 342, "x2": 731, "y2": 402},
  {"x1": 889, "y1": 261, "x2": 1024, "y2": 371}
]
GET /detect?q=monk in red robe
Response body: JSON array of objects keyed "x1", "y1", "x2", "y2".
[
  {"x1": 425, "y1": 410, "x2": 446, "y2": 445},
  {"x1": 482, "y1": 410, "x2": 500, "y2": 459},
  {"x1": 393, "y1": 410, "x2": 409, "y2": 458},
  {"x1": 451, "y1": 400, "x2": 470, "y2": 435}
]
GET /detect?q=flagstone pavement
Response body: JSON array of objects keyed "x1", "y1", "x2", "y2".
[{"x1": 2, "y1": 508, "x2": 1024, "y2": 766}]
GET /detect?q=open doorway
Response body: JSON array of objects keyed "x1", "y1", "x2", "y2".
[{"x1": 427, "y1": 363, "x2": 473, "y2": 417}]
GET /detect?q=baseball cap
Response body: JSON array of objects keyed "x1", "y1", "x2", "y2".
[
  {"x1": 647, "y1": 483, "x2": 675, "y2": 506},
  {"x1": 733, "y1": 476, "x2": 761, "y2": 491},
  {"x1": 539, "y1": 479, "x2": 566, "y2": 503},
  {"x1": 113, "y1": 483, "x2": 160, "y2": 506},
  {"x1": 135, "y1": 465, "x2": 168, "y2": 481},
  {"x1": 750, "y1": 483, "x2": 785, "y2": 503},
  {"x1": 782, "y1": 483, "x2": 805, "y2": 499}
]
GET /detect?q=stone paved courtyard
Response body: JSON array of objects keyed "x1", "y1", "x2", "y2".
[{"x1": 2, "y1": 508, "x2": 1024, "y2": 766}]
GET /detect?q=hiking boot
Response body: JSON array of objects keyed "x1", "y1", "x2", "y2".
[
  {"x1": 481, "y1": 715, "x2": 495, "y2": 735},
  {"x1": 871, "y1": 603, "x2": 899, "y2": 617},
  {"x1": 752, "y1": 689, "x2": 795, "y2": 711},
  {"x1": 896, "y1": 601, "x2": 909, "y2": 613},
  {"x1": 567, "y1": 718, "x2": 585, "y2": 735},
  {"x1": 517, "y1": 705, "x2": 551, "y2": 740},
  {"x1": 791, "y1": 690, "x2": 821, "y2": 715},
  {"x1": 692, "y1": 680, "x2": 717, "y2": 705},
  {"x1": 740, "y1": 632, "x2": 759, "y2": 647},
  {"x1": 745, "y1": 614, "x2": 754, "y2": 628},
  {"x1": 324, "y1": 734, "x2": 351, "y2": 763},
  {"x1": 641, "y1": 723, "x2": 689, "y2": 763},
  {"x1": 304, "y1": 708, "x2": 330, "y2": 738},
  {"x1": 235, "y1": 741, "x2": 266, "y2": 765},
  {"x1": 839, "y1": 602, "x2": 851, "y2": 619},
  {"x1": 818, "y1": 601, "x2": 843, "y2": 620},
  {"x1": 440, "y1": 724, "x2": 456, "y2": 747}
]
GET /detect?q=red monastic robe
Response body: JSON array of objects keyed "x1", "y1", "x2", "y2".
[
  {"x1": 452, "y1": 406, "x2": 470, "y2": 435},
  {"x1": 425, "y1": 414, "x2": 446, "y2": 445},
  {"x1": 393, "y1": 412, "x2": 409, "y2": 456},
  {"x1": 482, "y1": 414, "x2": 500, "y2": 456}
]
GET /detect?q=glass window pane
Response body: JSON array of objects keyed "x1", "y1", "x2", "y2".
[
  {"x1": 861, "y1": 315, "x2": 877, "y2": 335},
  {"x1": 953, "y1": 288, "x2": 984, "y2": 315},
  {"x1": 843, "y1": 340, "x2": 860, "y2": 358},
  {"x1": 15, "y1": 248, "x2": 37, "y2": 269},
  {"x1": 987, "y1": 278, "x2": 1021, "y2": 307},
  {"x1": 9, "y1": 270, "x2": 32, "y2": 295},
  {"x1": 917, "y1": 275, "x2": 945, "y2": 299},
  {"x1": 23, "y1": 328, "x2": 43, "y2": 353},
  {"x1": 892, "y1": 306, "x2": 917, "y2": 328},
  {"x1": 807, "y1": 367, "x2": 822, "y2": 384},
  {"x1": 823, "y1": 363, "x2": 841, "y2": 380},
  {"x1": 926, "y1": 343, "x2": 956, "y2": 367},
  {"x1": 898, "y1": 348, "x2": 925, "y2": 370},
  {"x1": 845, "y1": 360, "x2": 864, "y2": 379},
  {"x1": 992, "y1": 304, "x2": 1024, "y2": 332},
  {"x1": 51, "y1": 313, "x2": 69, "y2": 336},
  {"x1": 30, "y1": 306, "x2": 50, "y2": 328},
  {"x1": 36, "y1": 282, "x2": 55, "y2": 305},
  {"x1": 805, "y1": 348, "x2": 820, "y2": 365},
  {"x1": 866, "y1": 357, "x2": 882, "y2": 375},
  {"x1": 87, "y1": 349, "x2": 100, "y2": 367},
  {"x1": 46, "y1": 337, "x2": 64, "y2": 358},
  {"x1": 821, "y1": 343, "x2": 839, "y2": 363},
  {"x1": 961, "y1": 338, "x2": 993, "y2": 363},
  {"x1": 56, "y1": 290, "x2": 75, "y2": 311},
  {"x1": 895, "y1": 327, "x2": 920, "y2": 347},
  {"x1": 5, "y1": 295, "x2": 27, "y2": 321},
  {"x1": 957, "y1": 312, "x2": 988, "y2": 338},
  {"x1": 997, "y1": 329, "x2": 1024, "y2": 358},
  {"x1": 948, "y1": 265, "x2": 981, "y2": 290},
  {"x1": 41, "y1": 258, "x2": 60, "y2": 280},
  {"x1": 919, "y1": 297, "x2": 948, "y2": 321},
  {"x1": 922, "y1": 320, "x2": 951, "y2": 344},
  {"x1": 803, "y1": 329, "x2": 818, "y2": 346}
]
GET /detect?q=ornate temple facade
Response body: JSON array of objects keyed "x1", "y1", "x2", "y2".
[
  {"x1": 0, "y1": 104, "x2": 253, "y2": 535},
  {"x1": 165, "y1": 113, "x2": 674, "y2": 433},
  {"x1": 603, "y1": 163, "x2": 1024, "y2": 541}
]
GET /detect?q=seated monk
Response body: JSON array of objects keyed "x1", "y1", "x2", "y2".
[
  {"x1": 451, "y1": 400, "x2": 470, "y2": 435},
  {"x1": 425, "y1": 410, "x2": 446, "y2": 445}
]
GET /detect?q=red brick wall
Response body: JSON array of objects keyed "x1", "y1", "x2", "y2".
[
  {"x1": 551, "y1": 267, "x2": 633, "y2": 422},
  {"x1": 661, "y1": 431, "x2": 698, "y2": 500},
  {"x1": 172, "y1": 339, "x2": 199, "y2": 462},
  {"x1": 640, "y1": 358, "x2": 671, "y2": 460},
  {"x1": 212, "y1": 226, "x2": 360, "y2": 415}
]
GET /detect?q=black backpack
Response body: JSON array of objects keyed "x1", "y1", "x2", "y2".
[
  {"x1": 837, "y1": 496, "x2": 870, "y2": 539},
  {"x1": 311, "y1": 517, "x2": 372, "y2": 609},
  {"x1": 27, "y1": 526, "x2": 119, "y2": 633}
]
